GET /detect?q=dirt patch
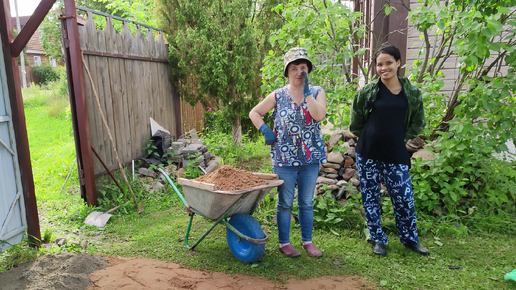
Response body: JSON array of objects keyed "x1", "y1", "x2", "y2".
[
  {"x1": 86, "y1": 256, "x2": 375, "y2": 290},
  {"x1": 0, "y1": 253, "x2": 375, "y2": 290},
  {"x1": 0, "y1": 252, "x2": 107, "y2": 290},
  {"x1": 196, "y1": 165, "x2": 267, "y2": 191}
]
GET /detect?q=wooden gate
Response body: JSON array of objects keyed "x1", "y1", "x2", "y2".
[{"x1": 0, "y1": 32, "x2": 27, "y2": 251}]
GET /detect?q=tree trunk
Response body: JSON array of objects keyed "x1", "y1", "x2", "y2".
[{"x1": 232, "y1": 116, "x2": 242, "y2": 145}]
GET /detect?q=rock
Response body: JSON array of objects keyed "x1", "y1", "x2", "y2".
[
  {"x1": 338, "y1": 167, "x2": 344, "y2": 176},
  {"x1": 337, "y1": 180, "x2": 348, "y2": 187},
  {"x1": 407, "y1": 136, "x2": 426, "y2": 149},
  {"x1": 338, "y1": 199, "x2": 348, "y2": 206},
  {"x1": 346, "y1": 147, "x2": 356, "y2": 159},
  {"x1": 55, "y1": 238, "x2": 67, "y2": 246},
  {"x1": 318, "y1": 187, "x2": 327, "y2": 194},
  {"x1": 153, "y1": 182, "x2": 165, "y2": 192},
  {"x1": 343, "y1": 156, "x2": 355, "y2": 168},
  {"x1": 326, "y1": 173, "x2": 339, "y2": 179},
  {"x1": 316, "y1": 176, "x2": 337, "y2": 185},
  {"x1": 191, "y1": 139, "x2": 204, "y2": 145},
  {"x1": 347, "y1": 138, "x2": 356, "y2": 147},
  {"x1": 412, "y1": 148, "x2": 435, "y2": 160},
  {"x1": 323, "y1": 167, "x2": 338, "y2": 174},
  {"x1": 172, "y1": 141, "x2": 186, "y2": 155},
  {"x1": 406, "y1": 143, "x2": 419, "y2": 153},
  {"x1": 350, "y1": 178, "x2": 360, "y2": 187},
  {"x1": 327, "y1": 152, "x2": 344, "y2": 164},
  {"x1": 336, "y1": 186, "x2": 346, "y2": 199},
  {"x1": 159, "y1": 164, "x2": 177, "y2": 180},
  {"x1": 81, "y1": 240, "x2": 88, "y2": 250},
  {"x1": 327, "y1": 132, "x2": 343, "y2": 149},
  {"x1": 343, "y1": 130, "x2": 356, "y2": 140},
  {"x1": 327, "y1": 185, "x2": 339, "y2": 191},
  {"x1": 322, "y1": 163, "x2": 341, "y2": 169},
  {"x1": 206, "y1": 157, "x2": 222, "y2": 173},
  {"x1": 180, "y1": 144, "x2": 204, "y2": 154},
  {"x1": 176, "y1": 168, "x2": 185, "y2": 179},
  {"x1": 71, "y1": 241, "x2": 80, "y2": 247},
  {"x1": 138, "y1": 167, "x2": 156, "y2": 178},
  {"x1": 342, "y1": 168, "x2": 356, "y2": 181},
  {"x1": 139, "y1": 177, "x2": 154, "y2": 183}
]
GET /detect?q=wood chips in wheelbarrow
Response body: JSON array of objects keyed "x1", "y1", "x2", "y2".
[{"x1": 195, "y1": 165, "x2": 267, "y2": 191}]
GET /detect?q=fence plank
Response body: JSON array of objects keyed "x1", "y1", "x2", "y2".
[{"x1": 77, "y1": 11, "x2": 203, "y2": 178}]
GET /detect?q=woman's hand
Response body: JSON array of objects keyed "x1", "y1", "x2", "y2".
[
  {"x1": 302, "y1": 71, "x2": 311, "y2": 98},
  {"x1": 259, "y1": 123, "x2": 277, "y2": 145}
]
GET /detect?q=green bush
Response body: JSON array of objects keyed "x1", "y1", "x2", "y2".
[{"x1": 33, "y1": 65, "x2": 60, "y2": 85}]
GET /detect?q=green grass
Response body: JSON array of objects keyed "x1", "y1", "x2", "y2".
[
  {"x1": 3, "y1": 85, "x2": 516, "y2": 290},
  {"x1": 96, "y1": 191, "x2": 516, "y2": 289}
]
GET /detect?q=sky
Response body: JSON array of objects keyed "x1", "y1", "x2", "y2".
[{"x1": 9, "y1": 0, "x2": 41, "y2": 17}]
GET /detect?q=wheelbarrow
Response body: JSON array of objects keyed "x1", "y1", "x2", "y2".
[{"x1": 158, "y1": 168, "x2": 283, "y2": 263}]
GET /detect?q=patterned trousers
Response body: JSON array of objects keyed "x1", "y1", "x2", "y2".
[{"x1": 356, "y1": 153, "x2": 419, "y2": 245}]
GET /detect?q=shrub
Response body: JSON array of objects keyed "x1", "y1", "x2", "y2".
[{"x1": 33, "y1": 65, "x2": 60, "y2": 85}]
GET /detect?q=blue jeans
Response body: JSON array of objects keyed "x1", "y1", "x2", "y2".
[
  {"x1": 356, "y1": 153, "x2": 419, "y2": 245},
  {"x1": 273, "y1": 164, "x2": 319, "y2": 244}
]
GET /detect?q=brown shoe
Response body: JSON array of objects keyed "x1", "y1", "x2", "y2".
[
  {"x1": 279, "y1": 244, "x2": 301, "y2": 258},
  {"x1": 302, "y1": 243, "x2": 322, "y2": 257}
]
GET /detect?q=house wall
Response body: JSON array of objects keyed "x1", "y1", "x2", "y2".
[{"x1": 404, "y1": 0, "x2": 510, "y2": 94}]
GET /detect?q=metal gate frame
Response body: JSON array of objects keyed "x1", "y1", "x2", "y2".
[
  {"x1": 60, "y1": 0, "x2": 97, "y2": 205},
  {"x1": 0, "y1": 0, "x2": 45, "y2": 245}
]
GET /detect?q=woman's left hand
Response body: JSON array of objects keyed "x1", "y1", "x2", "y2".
[{"x1": 302, "y1": 71, "x2": 311, "y2": 98}]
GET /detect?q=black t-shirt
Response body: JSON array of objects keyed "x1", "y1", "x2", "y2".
[{"x1": 355, "y1": 80, "x2": 411, "y2": 166}]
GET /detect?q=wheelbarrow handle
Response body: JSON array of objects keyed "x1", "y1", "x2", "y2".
[
  {"x1": 158, "y1": 168, "x2": 189, "y2": 208},
  {"x1": 222, "y1": 220, "x2": 269, "y2": 245}
]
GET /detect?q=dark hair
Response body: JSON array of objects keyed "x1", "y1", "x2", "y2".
[{"x1": 374, "y1": 43, "x2": 401, "y2": 76}]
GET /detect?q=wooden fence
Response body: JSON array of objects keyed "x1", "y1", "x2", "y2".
[
  {"x1": 18, "y1": 66, "x2": 39, "y2": 86},
  {"x1": 78, "y1": 12, "x2": 203, "y2": 176}
]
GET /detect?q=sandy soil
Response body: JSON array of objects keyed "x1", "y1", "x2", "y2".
[
  {"x1": 0, "y1": 253, "x2": 375, "y2": 290},
  {"x1": 87, "y1": 256, "x2": 374, "y2": 290}
]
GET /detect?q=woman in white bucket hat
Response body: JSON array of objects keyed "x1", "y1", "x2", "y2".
[{"x1": 249, "y1": 47, "x2": 327, "y2": 258}]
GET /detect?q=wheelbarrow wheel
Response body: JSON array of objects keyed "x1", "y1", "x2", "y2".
[{"x1": 226, "y1": 214, "x2": 265, "y2": 263}]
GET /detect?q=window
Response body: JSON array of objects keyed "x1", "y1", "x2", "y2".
[
  {"x1": 38, "y1": 30, "x2": 42, "y2": 43},
  {"x1": 33, "y1": 56, "x2": 41, "y2": 66},
  {"x1": 49, "y1": 57, "x2": 56, "y2": 67}
]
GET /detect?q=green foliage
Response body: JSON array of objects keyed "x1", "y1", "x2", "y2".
[
  {"x1": 262, "y1": 0, "x2": 370, "y2": 130},
  {"x1": 157, "y1": 0, "x2": 285, "y2": 143},
  {"x1": 32, "y1": 65, "x2": 60, "y2": 85},
  {"x1": 183, "y1": 156, "x2": 204, "y2": 179},
  {"x1": 406, "y1": 0, "x2": 516, "y2": 215},
  {"x1": 203, "y1": 132, "x2": 270, "y2": 167},
  {"x1": 311, "y1": 192, "x2": 364, "y2": 234},
  {"x1": 42, "y1": 228, "x2": 54, "y2": 243},
  {"x1": 204, "y1": 106, "x2": 262, "y2": 139}
]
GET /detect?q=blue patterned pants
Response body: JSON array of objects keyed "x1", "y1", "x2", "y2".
[{"x1": 356, "y1": 153, "x2": 419, "y2": 245}]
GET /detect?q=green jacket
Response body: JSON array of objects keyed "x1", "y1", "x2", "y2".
[{"x1": 349, "y1": 77, "x2": 425, "y2": 142}]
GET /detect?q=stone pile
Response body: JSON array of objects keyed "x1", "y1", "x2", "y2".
[
  {"x1": 316, "y1": 130, "x2": 429, "y2": 200},
  {"x1": 316, "y1": 130, "x2": 360, "y2": 200}
]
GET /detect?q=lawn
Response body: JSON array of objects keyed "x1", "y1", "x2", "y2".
[{"x1": 2, "y1": 85, "x2": 515, "y2": 290}]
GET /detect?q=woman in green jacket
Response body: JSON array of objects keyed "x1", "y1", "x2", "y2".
[{"x1": 350, "y1": 44, "x2": 429, "y2": 257}]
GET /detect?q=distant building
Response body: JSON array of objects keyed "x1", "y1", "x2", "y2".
[{"x1": 11, "y1": 16, "x2": 58, "y2": 67}]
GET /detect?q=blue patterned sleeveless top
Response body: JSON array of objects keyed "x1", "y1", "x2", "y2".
[{"x1": 271, "y1": 85, "x2": 327, "y2": 167}]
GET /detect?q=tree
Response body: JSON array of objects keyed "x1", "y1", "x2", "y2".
[
  {"x1": 261, "y1": 0, "x2": 371, "y2": 130},
  {"x1": 40, "y1": 0, "x2": 151, "y2": 61},
  {"x1": 156, "y1": 0, "x2": 285, "y2": 144}
]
